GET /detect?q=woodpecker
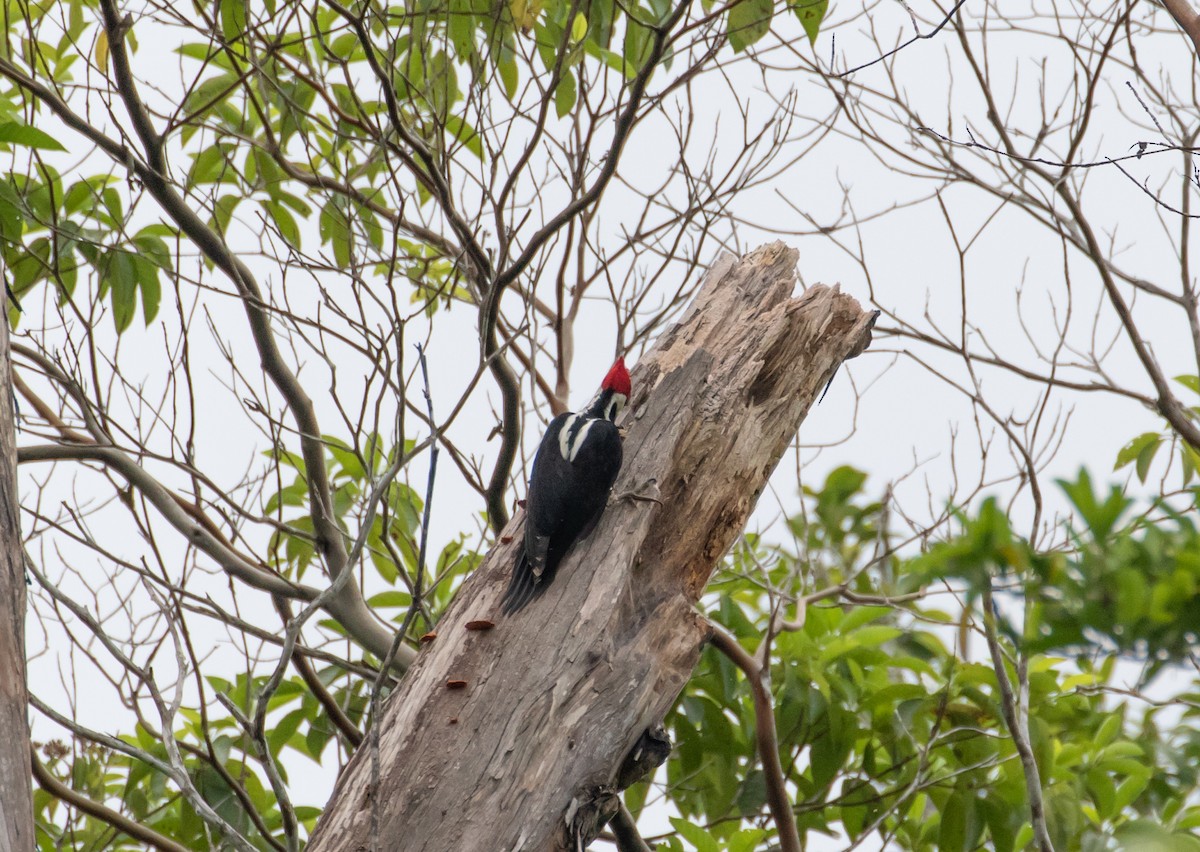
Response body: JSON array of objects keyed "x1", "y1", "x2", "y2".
[{"x1": 501, "y1": 357, "x2": 631, "y2": 614}]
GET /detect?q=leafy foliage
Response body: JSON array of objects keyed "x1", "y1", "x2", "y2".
[
  {"x1": 1114, "y1": 375, "x2": 1200, "y2": 484},
  {"x1": 657, "y1": 468, "x2": 1200, "y2": 850},
  {"x1": 2, "y1": 0, "x2": 835, "y2": 330},
  {"x1": 264, "y1": 435, "x2": 480, "y2": 628},
  {"x1": 34, "y1": 461, "x2": 1200, "y2": 849},
  {"x1": 33, "y1": 668, "x2": 354, "y2": 850}
]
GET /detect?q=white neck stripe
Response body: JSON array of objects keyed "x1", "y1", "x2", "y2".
[
  {"x1": 557, "y1": 413, "x2": 580, "y2": 460},
  {"x1": 568, "y1": 419, "x2": 597, "y2": 462}
]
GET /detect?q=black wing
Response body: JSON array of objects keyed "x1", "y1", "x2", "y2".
[
  {"x1": 502, "y1": 414, "x2": 570, "y2": 614},
  {"x1": 501, "y1": 416, "x2": 622, "y2": 614}
]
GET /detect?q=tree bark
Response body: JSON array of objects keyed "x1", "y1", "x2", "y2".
[
  {"x1": 308, "y1": 243, "x2": 877, "y2": 852},
  {"x1": 0, "y1": 284, "x2": 33, "y2": 850}
]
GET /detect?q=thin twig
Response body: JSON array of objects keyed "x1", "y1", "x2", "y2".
[
  {"x1": 370, "y1": 343, "x2": 439, "y2": 852},
  {"x1": 836, "y1": 0, "x2": 970, "y2": 77},
  {"x1": 281, "y1": 611, "x2": 364, "y2": 748}
]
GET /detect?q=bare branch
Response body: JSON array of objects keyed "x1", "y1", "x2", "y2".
[{"x1": 707, "y1": 620, "x2": 801, "y2": 852}]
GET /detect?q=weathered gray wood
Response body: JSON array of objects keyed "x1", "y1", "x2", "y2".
[
  {"x1": 307, "y1": 243, "x2": 877, "y2": 852},
  {"x1": 0, "y1": 285, "x2": 33, "y2": 851}
]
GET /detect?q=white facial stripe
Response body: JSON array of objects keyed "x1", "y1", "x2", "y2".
[
  {"x1": 558, "y1": 414, "x2": 579, "y2": 460},
  {"x1": 607, "y1": 393, "x2": 627, "y2": 422},
  {"x1": 568, "y1": 419, "x2": 597, "y2": 462}
]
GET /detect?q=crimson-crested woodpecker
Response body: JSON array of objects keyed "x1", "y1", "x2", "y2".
[{"x1": 501, "y1": 358, "x2": 631, "y2": 614}]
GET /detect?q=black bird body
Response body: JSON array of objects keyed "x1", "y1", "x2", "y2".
[{"x1": 502, "y1": 359, "x2": 630, "y2": 614}]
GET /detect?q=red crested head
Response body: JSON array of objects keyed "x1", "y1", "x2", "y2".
[{"x1": 601, "y1": 357, "x2": 631, "y2": 397}]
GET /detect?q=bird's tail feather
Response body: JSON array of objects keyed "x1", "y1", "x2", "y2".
[{"x1": 501, "y1": 545, "x2": 543, "y2": 615}]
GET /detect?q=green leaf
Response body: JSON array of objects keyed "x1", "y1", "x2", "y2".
[
  {"x1": 106, "y1": 251, "x2": 138, "y2": 333},
  {"x1": 133, "y1": 233, "x2": 169, "y2": 325},
  {"x1": 1112, "y1": 772, "x2": 1150, "y2": 812},
  {"x1": 851, "y1": 625, "x2": 902, "y2": 647},
  {"x1": 305, "y1": 720, "x2": 332, "y2": 760},
  {"x1": 268, "y1": 200, "x2": 300, "y2": 247},
  {"x1": 188, "y1": 144, "x2": 233, "y2": 185},
  {"x1": 623, "y1": 16, "x2": 655, "y2": 73},
  {"x1": 938, "y1": 786, "x2": 970, "y2": 851},
  {"x1": 220, "y1": 0, "x2": 248, "y2": 42},
  {"x1": 840, "y1": 605, "x2": 890, "y2": 632},
  {"x1": 319, "y1": 201, "x2": 352, "y2": 268},
  {"x1": 588, "y1": 44, "x2": 634, "y2": 77},
  {"x1": 1175, "y1": 374, "x2": 1200, "y2": 395},
  {"x1": 0, "y1": 189, "x2": 22, "y2": 244},
  {"x1": 571, "y1": 12, "x2": 588, "y2": 42},
  {"x1": 211, "y1": 194, "x2": 240, "y2": 233},
  {"x1": 792, "y1": 0, "x2": 828, "y2": 43},
  {"x1": 444, "y1": 115, "x2": 484, "y2": 160},
  {"x1": 727, "y1": 829, "x2": 767, "y2": 852},
  {"x1": 182, "y1": 72, "x2": 240, "y2": 123},
  {"x1": 498, "y1": 53, "x2": 518, "y2": 100},
  {"x1": 1057, "y1": 470, "x2": 1130, "y2": 542},
  {"x1": 1183, "y1": 443, "x2": 1200, "y2": 485},
  {"x1": 1087, "y1": 768, "x2": 1116, "y2": 820},
  {"x1": 820, "y1": 625, "x2": 900, "y2": 661},
  {"x1": 0, "y1": 121, "x2": 66, "y2": 151},
  {"x1": 367, "y1": 590, "x2": 412, "y2": 609},
  {"x1": 554, "y1": 70, "x2": 576, "y2": 118},
  {"x1": 734, "y1": 769, "x2": 767, "y2": 815},
  {"x1": 9, "y1": 236, "x2": 51, "y2": 298},
  {"x1": 134, "y1": 256, "x2": 162, "y2": 325},
  {"x1": 267, "y1": 708, "x2": 306, "y2": 757},
  {"x1": 727, "y1": 0, "x2": 773, "y2": 51},
  {"x1": 1135, "y1": 436, "x2": 1162, "y2": 482},
  {"x1": 94, "y1": 29, "x2": 109, "y2": 71},
  {"x1": 624, "y1": 781, "x2": 650, "y2": 817},
  {"x1": 668, "y1": 817, "x2": 720, "y2": 852},
  {"x1": 329, "y1": 33, "x2": 360, "y2": 60},
  {"x1": 447, "y1": 0, "x2": 476, "y2": 58},
  {"x1": 1094, "y1": 714, "x2": 1121, "y2": 748},
  {"x1": 1096, "y1": 741, "x2": 1143, "y2": 761},
  {"x1": 1115, "y1": 431, "x2": 1160, "y2": 477},
  {"x1": 1115, "y1": 820, "x2": 1174, "y2": 847}
]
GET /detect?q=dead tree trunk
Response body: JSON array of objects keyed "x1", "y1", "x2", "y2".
[
  {"x1": 308, "y1": 244, "x2": 877, "y2": 852},
  {"x1": 0, "y1": 285, "x2": 33, "y2": 851}
]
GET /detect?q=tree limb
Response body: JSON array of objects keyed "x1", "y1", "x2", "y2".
[
  {"x1": 0, "y1": 254, "x2": 32, "y2": 852},
  {"x1": 982, "y1": 587, "x2": 1055, "y2": 852},
  {"x1": 276, "y1": 598, "x2": 365, "y2": 749},
  {"x1": 17, "y1": 443, "x2": 414, "y2": 669},
  {"x1": 30, "y1": 747, "x2": 190, "y2": 852},
  {"x1": 1160, "y1": 0, "x2": 1200, "y2": 57},
  {"x1": 708, "y1": 620, "x2": 801, "y2": 852},
  {"x1": 608, "y1": 803, "x2": 652, "y2": 852}
]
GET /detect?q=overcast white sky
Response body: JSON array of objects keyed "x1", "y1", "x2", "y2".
[{"x1": 15, "y1": 0, "x2": 1200, "y2": 847}]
